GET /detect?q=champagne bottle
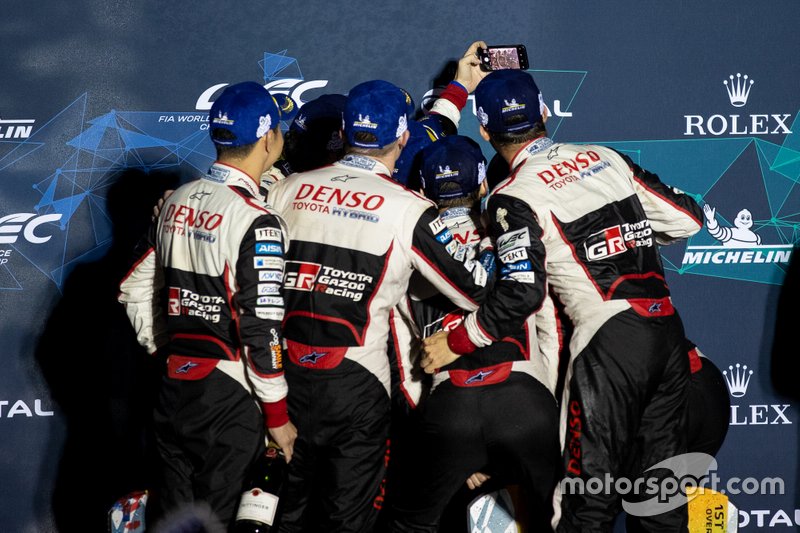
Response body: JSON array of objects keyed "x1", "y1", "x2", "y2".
[{"x1": 233, "y1": 444, "x2": 285, "y2": 532}]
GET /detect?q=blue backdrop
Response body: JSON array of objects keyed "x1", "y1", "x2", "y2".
[{"x1": 1, "y1": 1, "x2": 798, "y2": 530}]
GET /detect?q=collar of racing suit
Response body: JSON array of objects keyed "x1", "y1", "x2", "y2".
[
  {"x1": 337, "y1": 154, "x2": 393, "y2": 177},
  {"x1": 509, "y1": 136, "x2": 554, "y2": 172},
  {"x1": 205, "y1": 162, "x2": 262, "y2": 198}
]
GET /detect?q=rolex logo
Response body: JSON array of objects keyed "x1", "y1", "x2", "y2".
[
  {"x1": 723, "y1": 363, "x2": 754, "y2": 398},
  {"x1": 724, "y1": 73, "x2": 754, "y2": 107}
]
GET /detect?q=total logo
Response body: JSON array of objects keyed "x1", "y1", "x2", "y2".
[
  {"x1": 0, "y1": 399, "x2": 54, "y2": 419},
  {"x1": 421, "y1": 88, "x2": 575, "y2": 120},
  {"x1": 684, "y1": 73, "x2": 793, "y2": 136},
  {"x1": 737, "y1": 508, "x2": 800, "y2": 528},
  {"x1": 723, "y1": 363, "x2": 792, "y2": 426},
  {"x1": 681, "y1": 204, "x2": 793, "y2": 266}
]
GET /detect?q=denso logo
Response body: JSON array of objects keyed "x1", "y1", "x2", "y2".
[
  {"x1": 294, "y1": 184, "x2": 385, "y2": 211},
  {"x1": 0, "y1": 213, "x2": 63, "y2": 244},
  {"x1": 163, "y1": 204, "x2": 223, "y2": 230},
  {"x1": 537, "y1": 151, "x2": 601, "y2": 184}
]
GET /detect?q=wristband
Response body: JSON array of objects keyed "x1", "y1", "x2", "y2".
[
  {"x1": 262, "y1": 398, "x2": 289, "y2": 428},
  {"x1": 438, "y1": 82, "x2": 469, "y2": 111}
]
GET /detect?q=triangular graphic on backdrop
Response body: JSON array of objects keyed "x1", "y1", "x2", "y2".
[{"x1": 261, "y1": 50, "x2": 302, "y2": 82}]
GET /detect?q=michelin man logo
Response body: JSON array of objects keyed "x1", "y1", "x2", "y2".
[
  {"x1": 396, "y1": 114, "x2": 408, "y2": 138},
  {"x1": 703, "y1": 203, "x2": 761, "y2": 247},
  {"x1": 477, "y1": 106, "x2": 489, "y2": 126},
  {"x1": 256, "y1": 115, "x2": 272, "y2": 138}
]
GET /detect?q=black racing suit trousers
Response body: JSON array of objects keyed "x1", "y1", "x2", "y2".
[
  {"x1": 556, "y1": 309, "x2": 690, "y2": 533},
  {"x1": 387, "y1": 373, "x2": 560, "y2": 532},
  {"x1": 277, "y1": 359, "x2": 391, "y2": 533},
  {"x1": 150, "y1": 368, "x2": 265, "y2": 529}
]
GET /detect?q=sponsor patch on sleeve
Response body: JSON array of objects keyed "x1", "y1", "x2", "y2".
[
  {"x1": 472, "y1": 265, "x2": 488, "y2": 287},
  {"x1": 255, "y1": 242, "x2": 283, "y2": 256},
  {"x1": 258, "y1": 270, "x2": 284, "y2": 282},
  {"x1": 429, "y1": 217, "x2": 447, "y2": 236},
  {"x1": 445, "y1": 240, "x2": 459, "y2": 256},
  {"x1": 256, "y1": 307, "x2": 285, "y2": 321},
  {"x1": 257, "y1": 296, "x2": 284, "y2": 306},
  {"x1": 500, "y1": 260, "x2": 533, "y2": 276},
  {"x1": 505, "y1": 271, "x2": 536, "y2": 283},
  {"x1": 258, "y1": 283, "x2": 282, "y2": 295},
  {"x1": 497, "y1": 228, "x2": 531, "y2": 255},
  {"x1": 435, "y1": 229, "x2": 453, "y2": 245},
  {"x1": 254, "y1": 257, "x2": 285, "y2": 269},
  {"x1": 255, "y1": 227, "x2": 282, "y2": 241},
  {"x1": 499, "y1": 247, "x2": 528, "y2": 264}
]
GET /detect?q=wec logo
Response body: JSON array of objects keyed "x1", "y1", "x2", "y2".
[{"x1": 0, "y1": 213, "x2": 63, "y2": 244}]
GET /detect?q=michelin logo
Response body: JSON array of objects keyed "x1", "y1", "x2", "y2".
[{"x1": 682, "y1": 204, "x2": 792, "y2": 266}]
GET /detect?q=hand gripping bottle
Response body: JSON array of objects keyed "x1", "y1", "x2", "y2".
[{"x1": 234, "y1": 443, "x2": 286, "y2": 532}]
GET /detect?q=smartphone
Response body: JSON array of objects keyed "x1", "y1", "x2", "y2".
[{"x1": 478, "y1": 45, "x2": 529, "y2": 72}]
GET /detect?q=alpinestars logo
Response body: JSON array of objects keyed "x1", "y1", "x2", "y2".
[
  {"x1": 684, "y1": 73, "x2": 792, "y2": 136},
  {"x1": 723, "y1": 363, "x2": 793, "y2": 426},
  {"x1": 681, "y1": 204, "x2": 793, "y2": 266},
  {"x1": 195, "y1": 50, "x2": 329, "y2": 111}
]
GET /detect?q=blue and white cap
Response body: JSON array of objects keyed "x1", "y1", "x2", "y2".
[
  {"x1": 344, "y1": 80, "x2": 409, "y2": 149},
  {"x1": 209, "y1": 81, "x2": 289, "y2": 146},
  {"x1": 420, "y1": 135, "x2": 487, "y2": 201},
  {"x1": 474, "y1": 70, "x2": 545, "y2": 134}
]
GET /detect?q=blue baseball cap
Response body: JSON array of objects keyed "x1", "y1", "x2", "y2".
[
  {"x1": 290, "y1": 93, "x2": 347, "y2": 133},
  {"x1": 392, "y1": 120, "x2": 435, "y2": 187},
  {"x1": 400, "y1": 87, "x2": 416, "y2": 118},
  {"x1": 344, "y1": 80, "x2": 408, "y2": 149},
  {"x1": 274, "y1": 93, "x2": 300, "y2": 125},
  {"x1": 474, "y1": 70, "x2": 545, "y2": 134},
  {"x1": 419, "y1": 135, "x2": 487, "y2": 201},
  {"x1": 209, "y1": 81, "x2": 285, "y2": 146}
]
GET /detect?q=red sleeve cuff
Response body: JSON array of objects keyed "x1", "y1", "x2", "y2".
[
  {"x1": 447, "y1": 324, "x2": 477, "y2": 354},
  {"x1": 688, "y1": 348, "x2": 703, "y2": 374},
  {"x1": 438, "y1": 82, "x2": 469, "y2": 111},
  {"x1": 262, "y1": 399, "x2": 289, "y2": 428}
]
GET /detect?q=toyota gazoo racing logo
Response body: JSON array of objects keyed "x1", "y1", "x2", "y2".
[
  {"x1": 584, "y1": 220, "x2": 653, "y2": 261},
  {"x1": 283, "y1": 261, "x2": 373, "y2": 302},
  {"x1": 284, "y1": 261, "x2": 322, "y2": 291}
]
